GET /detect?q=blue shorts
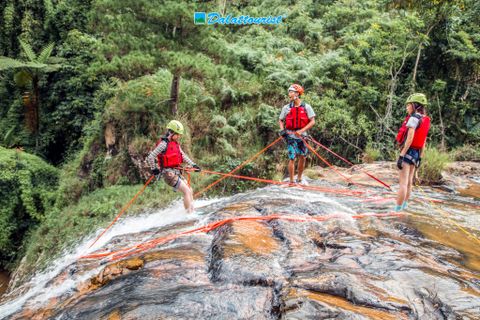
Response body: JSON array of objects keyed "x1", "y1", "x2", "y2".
[
  {"x1": 403, "y1": 148, "x2": 420, "y2": 166},
  {"x1": 286, "y1": 138, "x2": 308, "y2": 160}
]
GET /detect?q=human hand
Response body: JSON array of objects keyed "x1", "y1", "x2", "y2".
[
  {"x1": 416, "y1": 157, "x2": 422, "y2": 168},
  {"x1": 278, "y1": 129, "x2": 288, "y2": 138},
  {"x1": 396, "y1": 156, "x2": 404, "y2": 170}
]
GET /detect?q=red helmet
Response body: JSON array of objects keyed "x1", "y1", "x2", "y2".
[{"x1": 288, "y1": 84, "x2": 304, "y2": 96}]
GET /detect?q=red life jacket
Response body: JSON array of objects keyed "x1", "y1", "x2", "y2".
[
  {"x1": 285, "y1": 102, "x2": 310, "y2": 130},
  {"x1": 156, "y1": 139, "x2": 183, "y2": 168},
  {"x1": 395, "y1": 114, "x2": 430, "y2": 149}
]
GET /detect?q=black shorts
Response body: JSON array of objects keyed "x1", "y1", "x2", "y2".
[{"x1": 403, "y1": 148, "x2": 420, "y2": 166}]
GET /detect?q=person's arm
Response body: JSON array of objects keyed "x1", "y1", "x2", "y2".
[
  {"x1": 278, "y1": 106, "x2": 286, "y2": 130},
  {"x1": 297, "y1": 117, "x2": 315, "y2": 135},
  {"x1": 146, "y1": 141, "x2": 167, "y2": 170},
  {"x1": 180, "y1": 147, "x2": 196, "y2": 167},
  {"x1": 416, "y1": 142, "x2": 426, "y2": 169},
  {"x1": 400, "y1": 128, "x2": 415, "y2": 156}
]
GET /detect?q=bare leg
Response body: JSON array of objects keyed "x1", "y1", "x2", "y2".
[
  {"x1": 177, "y1": 180, "x2": 194, "y2": 213},
  {"x1": 297, "y1": 156, "x2": 306, "y2": 182},
  {"x1": 405, "y1": 165, "x2": 416, "y2": 202},
  {"x1": 396, "y1": 164, "x2": 412, "y2": 206},
  {"x1": 288, "y1": 159, "x2": 295, "y2": 183}
]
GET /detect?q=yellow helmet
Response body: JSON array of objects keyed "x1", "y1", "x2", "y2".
[
  {"x1": 406, "y1": 93, "x2": 428, "y2": 106},
  {"x1": 166, "y1": 120, "x2": 184, "y2": 135}
]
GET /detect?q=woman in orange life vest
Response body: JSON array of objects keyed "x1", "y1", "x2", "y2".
[
  {"x1": 146, "y1": 120, "x2": 201, "y2": 214},
  {"x1": 395, "y1": 93, "x2": 431, "y2": 212},
  {"x1": 278, "y1": 84, "x2": 316, "y2": 184}
]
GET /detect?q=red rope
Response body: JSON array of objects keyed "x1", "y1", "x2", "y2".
[
  {"x1": 307, "y1": 137, "x2": 392, "y2": 190},
  {"x1": 185, "y1": 167, "x2": 365, "y2": 197},
  {"x1": 193, "y1": 137, "x2": 283, "y2": 198},
  {"x1": 298, "y1": 136, "x2": 362, "y2": 187}
]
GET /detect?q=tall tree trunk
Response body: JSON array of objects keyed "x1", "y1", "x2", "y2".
[
  {"x1": 411, "y1": 23, "x2": 436, "y2": 90},
  {"x1": 33, "y1": 76, "x2": 40, "y2": 149},
  {"x1": 383, "y1": 45, "x2": 409, "y2": 139},
  {"x1": 170, "y1": 72, "x2": 180, "y2": 115},
  {"x1": 436, "y1": 95, "x2": 446, "y2": 151},
  {"x1": 24, "y1": 90, "x2": 35, "y2": 133}
]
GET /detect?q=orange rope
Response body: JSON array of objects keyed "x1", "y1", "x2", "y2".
[
  {"x1": 185, "y1": 167, "x2": 365, "y2": 197},
  {"x1": 88, "y1": 175, "x2": 155, "y2": 249},
  {"x1": 298, "y1": 136, "x2": 361, "y2": 187},
  {"x1": 80, "y1": 211, "x2": 404, "y2": 261},
  {"x1": 193, "y1": 137, "x2": 283, "y2": 198},
  {"x1": 307, "y1": 137, "x2": 392, "y2": 190}
]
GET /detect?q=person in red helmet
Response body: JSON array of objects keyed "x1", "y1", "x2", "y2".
[{"x1": 278, "y1": 84, "x2": 316, "y2": 184}]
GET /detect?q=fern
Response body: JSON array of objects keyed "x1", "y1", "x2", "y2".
[
  {"x1": 3, "y1": 3, "x2": 15, "y2": 33},
  {"x1": 43, "y1": 0, "x2": 54, "y2": 21},
  {"x1": 19, "y1": 39, "x2": 37, "y2": 62},
  {"x1": 37, "y1": 42, "x2": 55, "y2": 63},
  {"x1": 0, "y1": 57, "x2": 28, "y2": 70}
]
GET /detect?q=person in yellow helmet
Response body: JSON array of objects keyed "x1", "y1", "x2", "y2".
[
  {"x1": 146, "y1": 120, "x2": 200, "y2": 214},
  {"x1": 394, "y1": 93, "x2": 431, "y2": 212}
]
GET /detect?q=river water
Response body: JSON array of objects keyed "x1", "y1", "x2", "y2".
[{"x1": 0, "y1": 177, "x2": 479, "y2": 319}]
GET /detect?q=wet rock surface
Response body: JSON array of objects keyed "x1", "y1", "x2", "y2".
[{"x1": 1, "y1": 163, "x2": 480, "y2": 319}]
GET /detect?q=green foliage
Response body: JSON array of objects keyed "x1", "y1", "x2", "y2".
[
  {"x1": 256, "y1": 103, "x2": 279, "y2": 141},
  {"x1": 0, "y1": 147, "x2": 58, "y2": 265},
  {"x1": 363, "y1": 144, "x2": 382, "y2": 163},
  {"x1": 451, "y1": 144, "x2": 480, "y2": 161},
  {"x1": 39, "y1": 30, "x2": 105, "y2": 163},
  {"x1": 104, "y1": 70, "x2": 172, "y2": 122},
  {"x1": 1, "y1": 0, "x2": 480, "y2": 273},
  {"x1": 0, "y1": 39, "x2": 60, "y2": 71},
  {"x1": 19, "y1": 39, "x2": 36, "y2": 62},
  {"x1": 208, "y1": 115, "x2": 238, "y2": 157},
  {"x1": 23, "y1": 181, "x2": 177, "y2": 271},
  {"x1": 418, "y1": 147, "x2": 452, "y2": 183}
]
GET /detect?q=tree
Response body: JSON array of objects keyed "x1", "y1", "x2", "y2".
[{"x1": 0, "y1": 39, "x2": 61, "y2": 147}]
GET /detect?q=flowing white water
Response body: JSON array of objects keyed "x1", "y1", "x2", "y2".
[
  {"x1": 0, "y1": 198, "x2": 219, "y2": 318},
  {"x1": 0, "y1": 183, "x2": 368, "y2": 318}
]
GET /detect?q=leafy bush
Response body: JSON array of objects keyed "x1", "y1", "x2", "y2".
[
  {"x1": 451, "y1": 144, "x2": 480, "y2": 162},
  {"x1": 362, "y1": 145, "x2": 381, "y2": 163},
  {"x1": 418, "y1": 147, "x2": 452, "y2": 184},
  {"x1": 23, "y1": 181, "x2": 177, "y2": 271},
  {"x1": 0, "y1": 147, "x2": 58, "y2": 266}
]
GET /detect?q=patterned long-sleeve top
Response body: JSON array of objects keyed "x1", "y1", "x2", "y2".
[{"x1": 146, "y1": 140, "x2": 195, "y2": 171}]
